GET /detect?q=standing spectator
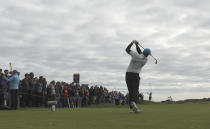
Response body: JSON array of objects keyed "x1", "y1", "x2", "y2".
[
  {"x1": 89, "y1": 86, "x2": 94, "y2": 105},
  {"x1": 75, "y1": 87, "x2": 81, "y2": 108},
  {"x1": 55, "y1": 82, "x2": 63, "y2": 108},
  {"x1": 4, "y1": 70, "x2": 9, "y2": 77},
  {"x1": 41, "y1": 77, "x2": 47, "y2": 106},
  {"x1": 104, "y1": 88, "x2": 109, "y2": 103},
  {"x1": 147, "y1": 92, "x2": 152, "y2": 102},
  {"x1": 0, "y1": 69, "x2": 5, "y2": 108},
  {"x1": 28, "y1": 72, "x2": 35, "y2": 106},
  {"x1": 46, "y1": 81, "x2": 56, "y2": 111},
  {"x1": 115, "y1": 92, "x2": 120, "y2": 105},
  {"x1": 4, "y1": 70, "x2": 20, "y2": 110},
  {"x1": 34, "y1": 77, "x2": 43, "y2": 106},
  {"x1": 83, "y1": 87, "x2": 89, "y2": 106},
  {"x1": 69, "y1": 84, "x2": 75, "y2": 108},
  {"x1": 80, "y1": 87, "x2": 85, "y2": 106},
  {"x1": 99, "y1": 86, "x2": 104, "y2": 104},
  {"x1": 4, "y1": 70, "x2": 9, "y2": 108},
  {"x1": 21, "y1": 73, "x2": 30, "y2": 107},
  {"x1": 63, "y1": 85, "x2": 70, "y2": 108},
  {"x1": 47, "y1": 81, "x2": 56, "y2": 101},
  {"x1": 0, "y1": 70, "x2": 9, "y2": 109},
  {"x1": 93, "y1": 86, "x2": 98, "y2": 104}
]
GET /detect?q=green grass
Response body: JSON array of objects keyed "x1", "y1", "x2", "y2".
[{"x1": 0, "y1": 103, "x2": 210, "y2": 129}]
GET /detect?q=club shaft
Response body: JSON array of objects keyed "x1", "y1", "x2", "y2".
[
  {"x1": 150, "y1": 55, "x2": 157, "y2": 61},
  {"x1": 138, "y1": 44, "x2": 145, "y2": 49}
]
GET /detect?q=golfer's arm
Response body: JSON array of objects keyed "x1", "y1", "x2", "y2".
[
  {"x1": 135, "y1": 44, "x2": 142, "y2": 54},
  {"x1": 126, "y1": 42, "x2": 133, "y2": 53}
]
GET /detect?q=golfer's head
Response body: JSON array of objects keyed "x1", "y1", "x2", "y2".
[{"x1": 143, "y1": 48, "x2": 151, "y2": 57}]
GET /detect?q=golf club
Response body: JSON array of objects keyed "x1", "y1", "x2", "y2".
[{"x1": 137, "y1": 43, "x2": 158, "y2": 64}]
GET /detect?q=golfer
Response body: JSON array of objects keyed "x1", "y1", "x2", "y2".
[{"x1": 125, "y1": 40, "x2": 151, "y2": 113}]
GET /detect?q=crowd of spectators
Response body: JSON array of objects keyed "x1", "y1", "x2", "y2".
[{"x1": 0, "y1": 68, "x2": 133, "y2": 110}]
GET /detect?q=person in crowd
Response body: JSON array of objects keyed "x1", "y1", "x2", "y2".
[
  {"x1": 115, "y1": 91, "x2": 120, "y2": 105},
  {"x1": 75, "y1": 85, "x2": 81, "y2": 108},
  {"x1": 21, "y1": 73, "x2": 30, "y2": 107},
  {"x1": 4, "y1": 70, "x2": 20, "y2": 110},
  {"x1": 28, "y1": 72, "x2": 35, "y2": 106},
  {"x1": 63, "y1": 85, "x2": 70, "y2": 108},
  {"x1": 41, "y1": 77, "x2": 47, "y2": 106},
  {"x1": 34, "y1": 77, "x2": 44, "y2": 106},
  {"x1": 47, "y1": 81, "x2": 56, "y2": 102},
  {"x1": 83, "y1": 87, "x2": 89, "y2": 106},
  {"x1": 0, "y1": 69, "x2": 5, "y2": 108},
  {"x1": 4, "y1": 70, "x2": 9, "y2": 77},
  {"x1": 148, "y1": 92, "x2": 152, "y2": 102},
  {"x1": 69, "y1": 83, "x2": 75, "y2": 108},
  {"x1": 89, "y1": 86, "x2": 94, "y2": 105},
  {"x1": 55, "y1": 82, "x2": 64, "y2": 108}
]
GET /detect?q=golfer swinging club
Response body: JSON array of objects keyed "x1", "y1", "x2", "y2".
[{"x1": 125, "y1": 40, "x2": 151, "y2": 113}]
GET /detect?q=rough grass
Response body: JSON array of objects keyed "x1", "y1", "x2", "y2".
[{"x1": 0, "y1": 103, "x2": 210, "y2": 129}]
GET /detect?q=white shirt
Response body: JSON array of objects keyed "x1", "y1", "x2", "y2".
[{"x1": 126, "y1": 50, "x2": 148, "y2": 74}]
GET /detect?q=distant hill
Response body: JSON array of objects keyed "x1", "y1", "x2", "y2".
[{"x1": 161, "y1": 98, "x2": 210, "y2": 104}]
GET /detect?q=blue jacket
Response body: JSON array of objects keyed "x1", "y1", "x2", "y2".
[{"x1": 4, "y1": 73, "x2": 20, "y2": 90}]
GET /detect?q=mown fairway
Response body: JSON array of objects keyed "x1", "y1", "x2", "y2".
[{"x1": 0, "y1": 103, "x2": 210, "y2": 129}]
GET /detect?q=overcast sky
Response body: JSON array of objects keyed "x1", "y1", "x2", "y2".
[{"x1": 0, "y1": 0, "x2": 210, "y2": 101}]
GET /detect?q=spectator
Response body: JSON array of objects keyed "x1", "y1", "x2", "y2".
[
  {"x1": 68, "y1": 83, "x2": 76, "y2": 108},
  {"x1": 41, "y1": 77, "x2": 47, "y2": 106},
  {"x1": 83, "y1": 87, "x2": 89, "y2": 106},
  {"x1": 55, "y1": 82, "x2": 63, "y2": 108},
  {"x1": 4, "y1": 70, "x2": 9, "y2": 77},
  {"x1": 0, "y1": 69, "x2": 7, "y2": 108},
  {"x1": 147, "y1": 92, "x2": 152, "y2": 102},
  {"x1": 75, "y1": 86, "x2": 81, "y2": 108},
  {"x1": 4, "y1": 70, "x2": 20, "y2": 110},
  {"x1": 21, "y1": 73, "x2": 30, "y2": 107},
  {"x1": 115, "y1": 91, "x2": 120, "y2": 105},
  {"x1": 34, "y1": 77, "x2": 44, "y2": 106},
  {"x1": 63, "y1": 85, "x2": 70, "y2": 108},
  {"x1": 28, "y1": 72, "x2": 35, "y2": 106},
  {"x1": 47, "y1": 81, "x2": 56, "y2": 102}
]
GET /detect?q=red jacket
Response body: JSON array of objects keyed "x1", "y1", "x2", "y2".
[
  {"x1": 64, "y1": 88, "x2": 68, "y2": 98},
  {"x1": 84, "y1": 90, "x2": 89, "y2": 98}
]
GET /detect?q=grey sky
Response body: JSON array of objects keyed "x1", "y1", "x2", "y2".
[{"x1": 0, "y1": 0, "x2": 210, "y2": 101}]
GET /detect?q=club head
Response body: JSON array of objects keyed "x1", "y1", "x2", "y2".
[{"x1": 155, "y1": 60, "x2": 158, "y2": 64}]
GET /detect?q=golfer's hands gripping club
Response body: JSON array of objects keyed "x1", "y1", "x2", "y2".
[{"x1": 132, "y1": 40, "x2": 139, "y2": 45}]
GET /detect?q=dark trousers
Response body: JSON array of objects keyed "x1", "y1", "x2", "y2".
[
  {"x1": 9, "y1": 90, "x2": 18, "y2": 110},
  {"x1": 34, "y1": 92, "x2": 43, "y2": 106},
  {"x1": 125, "y1": 72, "x2": 140, "y2": 108},
  {"x1": 0, "y1": 93, "x2": 4, "y2": 106},
  {"x1": 21, "y1": 91, "x2": 30, "y2": 107}
]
